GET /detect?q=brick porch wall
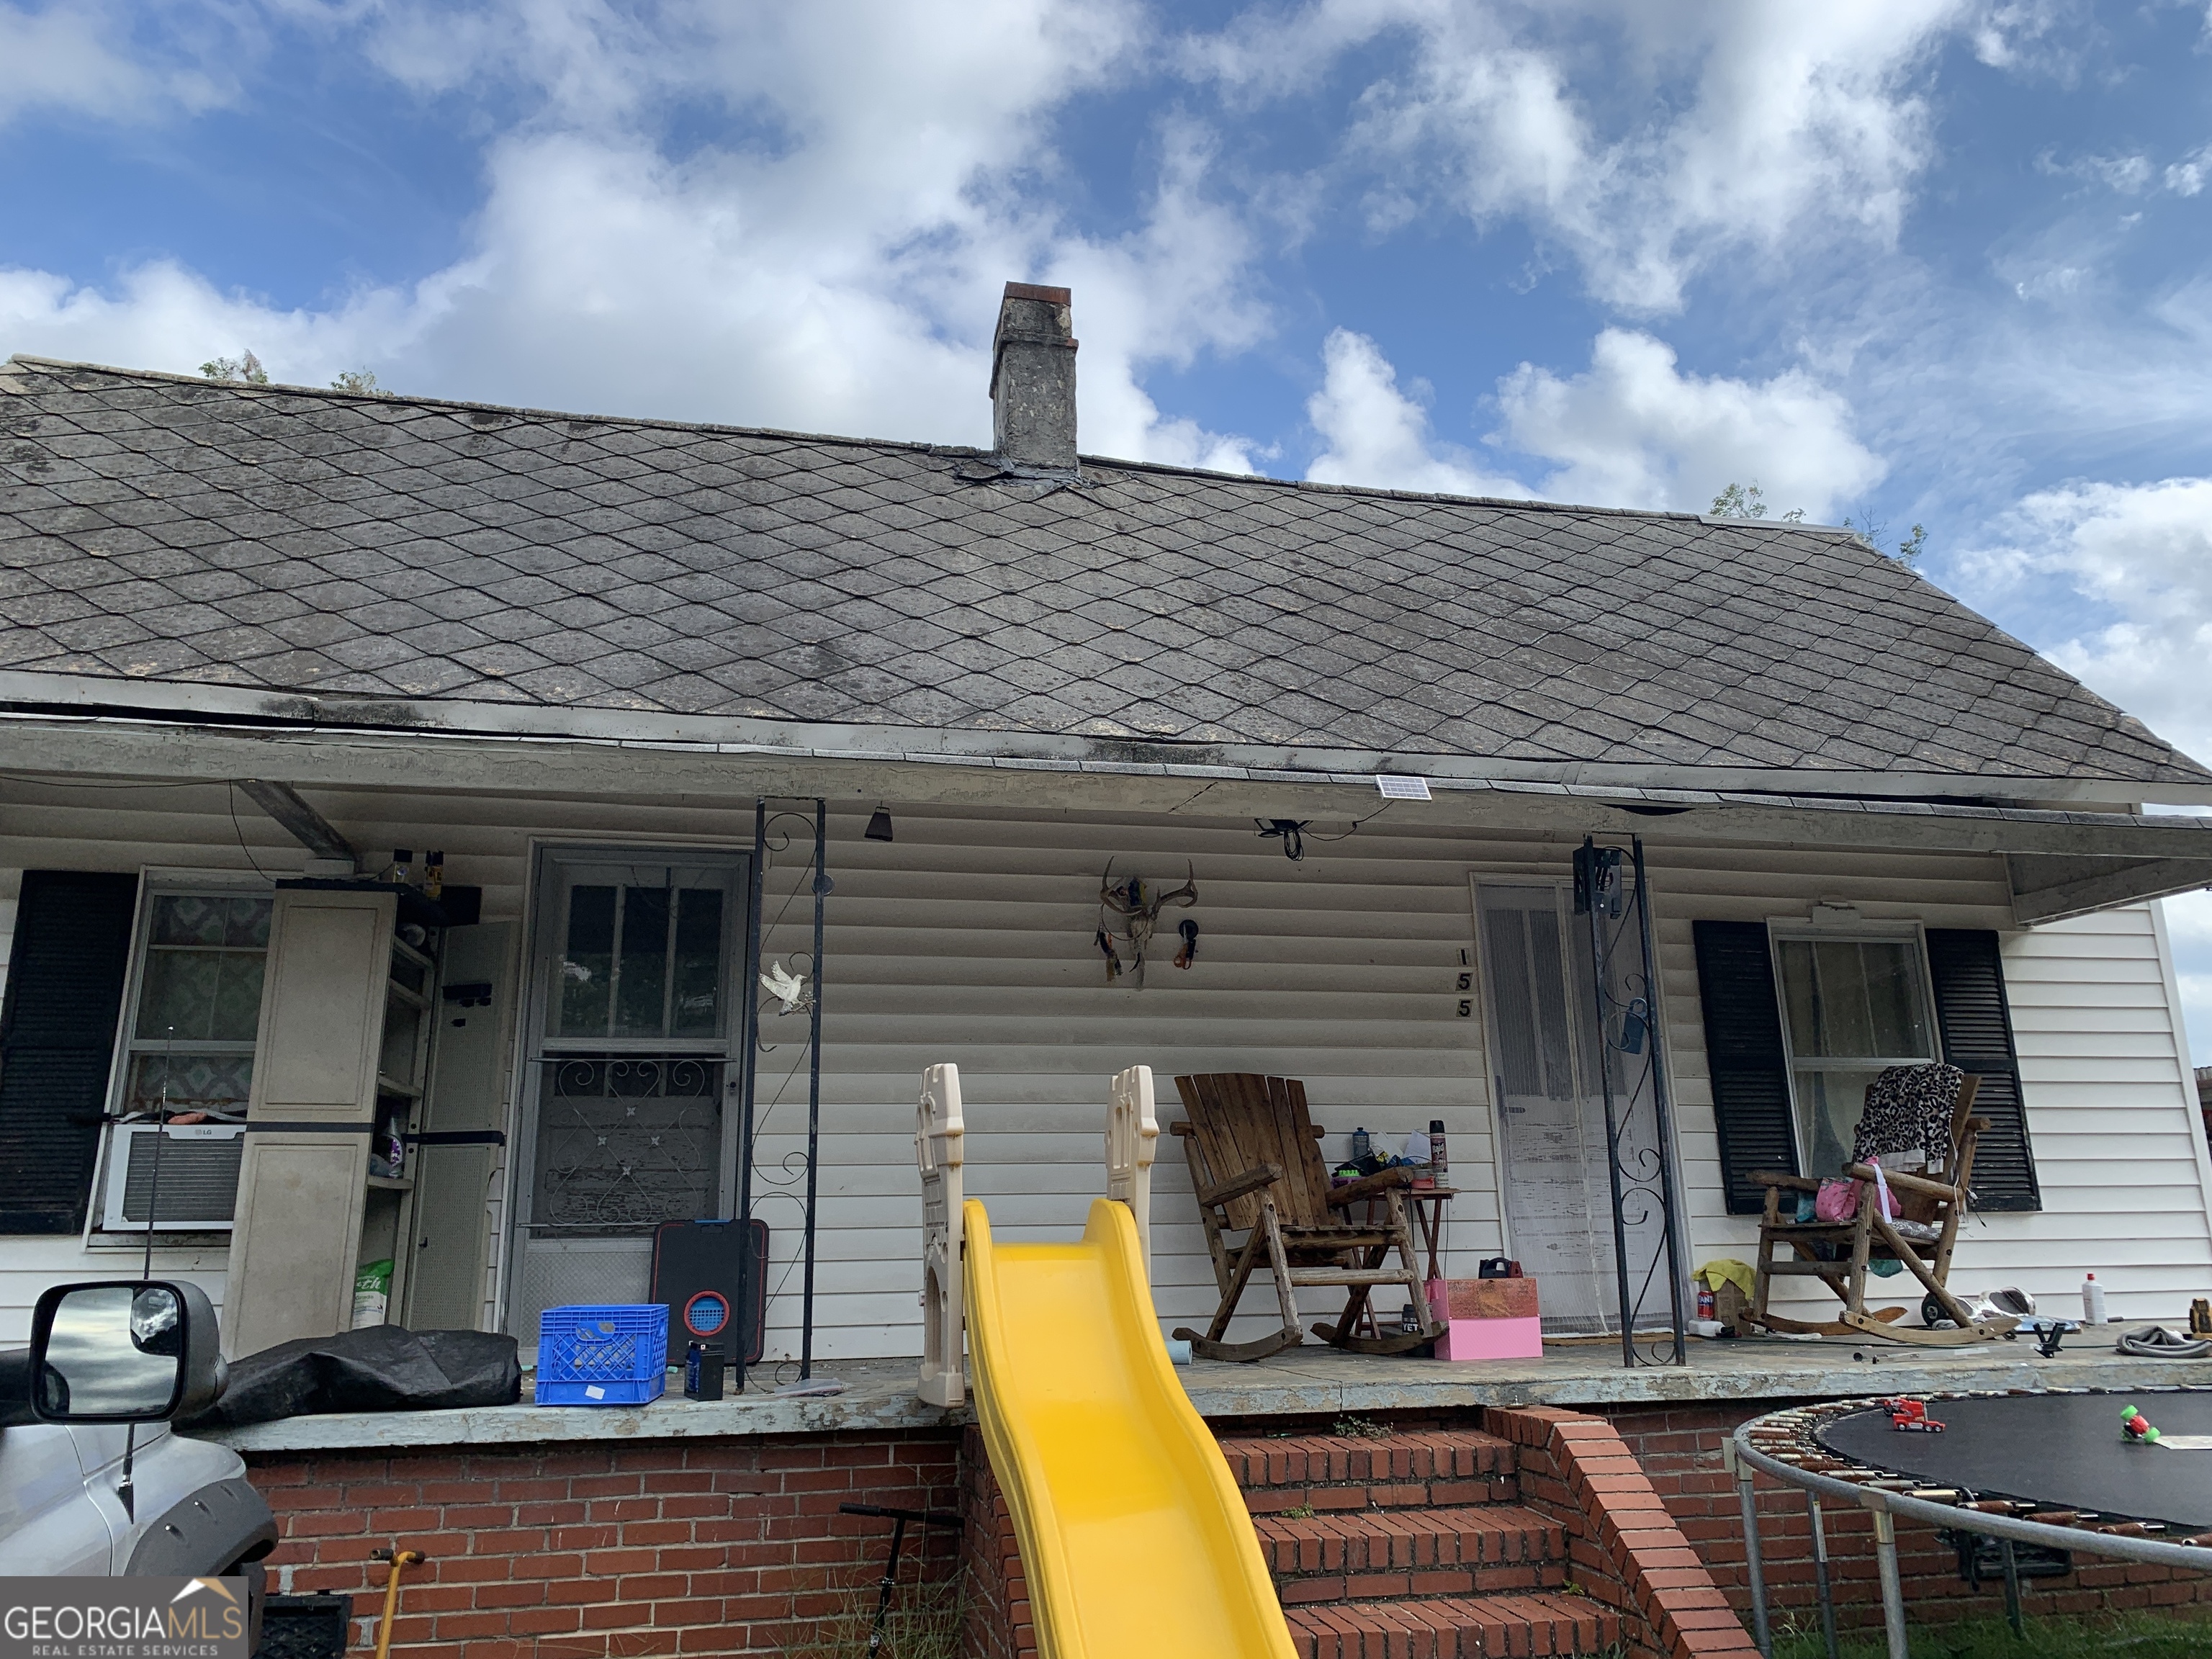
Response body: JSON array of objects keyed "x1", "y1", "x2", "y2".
[
  {"x1": 246, "y1": 1432, "x2": 965, "y2": 1659},
  {"x1": 240, "y1": 1401, "x2": 2212, "y2": 1659},
  {"x1": 957, "y1": 1427, "x2": 1030, "y2": 1659},
  {"x1": 1603, "y1": 1403, "x2": 2212, "y2": 1632}
]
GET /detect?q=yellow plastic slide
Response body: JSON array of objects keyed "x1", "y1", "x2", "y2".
[{"x1": 963, "y1": 1196, "x2": 1298, "y2": 1659}]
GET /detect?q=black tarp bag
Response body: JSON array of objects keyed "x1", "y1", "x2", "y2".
[{"x1": 186, "y1": 1326, "x2": 521, "y2": 1427}]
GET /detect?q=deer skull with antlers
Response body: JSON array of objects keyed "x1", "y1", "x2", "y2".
[{"x1": 1096, "y1": 860, "x2": 1197, "y2": 989}]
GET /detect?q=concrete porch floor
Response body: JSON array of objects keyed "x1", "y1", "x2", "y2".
[{"x1": 201, "y1": 1328, "x2": 2212, "y2": 1454}]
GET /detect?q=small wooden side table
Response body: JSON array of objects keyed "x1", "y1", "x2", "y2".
[
  {"x1": 1346, "y1": 1184, "x2": 1456, "y2": 1337},
  {"x1": 1402, "y1": 1184, "x2": 1456, "y2": 1285}
]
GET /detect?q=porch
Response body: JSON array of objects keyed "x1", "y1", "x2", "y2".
[
  {"x1": 192, "y1": 1334, "x2": 2212, "y2": 1659},
  {"x1": 197, "y1": 1328, "x2": 2212, "y2": 1455},
  {"x1": 4, "y1": 757, "x2": 2211, "y2": 1363}
]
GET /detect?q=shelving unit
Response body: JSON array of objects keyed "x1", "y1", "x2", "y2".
[
  {"x1": 358, "y1": 929, "x2": 441, "y2": 1325},
  {"x1": 220, "y1": 881, "x2": 454, "y2": 1357}
]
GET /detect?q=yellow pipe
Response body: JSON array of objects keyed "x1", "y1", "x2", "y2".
[{"x1": 371, "y1": 1549, "x2": 424, "y2": 1659}]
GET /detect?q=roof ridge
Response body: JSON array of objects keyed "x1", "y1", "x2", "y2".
[{"x1": 0, "y1": 352, "x2": 1869, "y2": 532}]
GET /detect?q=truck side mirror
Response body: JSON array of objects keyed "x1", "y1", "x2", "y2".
[{"x1": 29, "y1": 1281, "x2": 225, "y2": 1424}]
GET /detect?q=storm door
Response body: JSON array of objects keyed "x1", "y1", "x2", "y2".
[
  {"x1": 507, "y1": 848, "x2": 749, "y2": 1344},
  {"x1": 1474, "y1": 881, "x2": 1666, "y2": 1336}
]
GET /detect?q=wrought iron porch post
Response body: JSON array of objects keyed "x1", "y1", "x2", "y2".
[
  {"x1": 801, "y1": 798, "x2": 827, "y2": 1379},
  {"x1": 1632, "y1": 837, "x2": 1689, "y2": 1364},
  {"x1": 735, "y1": 795, "x2": 767, "y2": 1393},
  {"x1": 1583, "y1": 838, "x2": 1637, "y2": 1368}
]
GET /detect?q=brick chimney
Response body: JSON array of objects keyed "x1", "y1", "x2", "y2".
[{"x1": 990, "y1": 282, "x2": 1078, "y2": 469}]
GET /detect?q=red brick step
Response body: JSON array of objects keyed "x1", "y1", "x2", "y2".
[
  {"x1": 1286, "y1": 1591, "x2": 1622, "y2": 1659},
  {"x1": 1255, "y1": 1503, "x2": 1567, "y2": 1601},
  {"x1": 1219, "y1": 1429, "x2": 1517, "y2": 1514},
  {"x1": 1218, "y1": 1427, "x2": 1622, "y2": 1658}
]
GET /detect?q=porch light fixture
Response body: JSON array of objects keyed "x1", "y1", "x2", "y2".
[
  {"x1": 865, "y1": 806, "x2": 894, "y2": 842},
  {"x1": 1256, "y1": 819, "x2": 1308, "y2": 861}
]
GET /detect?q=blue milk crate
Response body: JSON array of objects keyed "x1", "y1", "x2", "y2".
[{"x1": 534, "y1": 1303, "x2": 669, "y2": 1406}]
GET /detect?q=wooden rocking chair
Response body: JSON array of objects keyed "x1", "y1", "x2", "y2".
[
  {"x1": 1749, "y1": 1073, "x2": 2020, "y2": 1346},
  {"x1": 1169, "y1": 1074, "x2": 1444, "y2": 1363}
]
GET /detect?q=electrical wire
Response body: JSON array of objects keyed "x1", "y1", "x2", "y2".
[
  {"x1": 224, "y1": 783, "x2": 276, "y2": 879},
  {"x1": 1300, "y1": 799, "x2": 1395, "y2": 842}
]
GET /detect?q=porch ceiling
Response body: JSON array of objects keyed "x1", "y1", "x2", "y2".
[{"x1": 6, "y1": 711, "x2": 2212, "y2": 921}]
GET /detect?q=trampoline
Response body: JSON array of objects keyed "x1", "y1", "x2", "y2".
[
  {"x1": 1817, "y1": 1391, "x2": 2212, "y2": 1532},
  {"x1": 1730, "y1": 1389, "x2": 2212, "y2": 1659}
]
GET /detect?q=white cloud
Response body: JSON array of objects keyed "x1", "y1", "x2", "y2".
[
  {"x1": 2038, "y1": 142, "x2": 2212, "y2": 199},
  {"x1": 0, "y1": 2, "x2": 236, "y2": 125},
  {"x1": 0, "y1": 0, "x2": 1259, "y2": 465},
  {"x1": 1493, "y1": 328, "x2": 1884, "y2": 516},
  {"x1": 1197, "y1": 0, "x2": 1964, "y2": 313},
  {"x1": 1304, "y1": 329, "x2": 1530, "y2": 497},
  {"x1": 1964, "y1": 477, "x2": 2212, "y2": 769},
  {"x1": 1303, "y1": 325, "x2": 1881, "y2": 515},
  {"x1": 2167, "y1": 145, "x2": 2212, "y2": 197},
  {"x1": 2043, "y1": 150, "x2": 2155, "y2": 193},
  {"x1": 1965, "y1": 0, "x2": 2081, "y2": 74}
]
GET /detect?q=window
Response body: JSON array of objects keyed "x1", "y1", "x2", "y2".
[
  {"x1": 1771, "y1": 932, "x2": 1937, "y2": 1174},
  {"x1": 98, "y1": 888, "x2": 274, "y2": 1231},
  {"x1": 552, "y1": 879, "x2": 724, "y2": 1040}
]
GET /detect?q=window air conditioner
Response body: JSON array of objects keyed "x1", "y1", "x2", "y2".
[{"x1": 100, "y1": 1122, "x2": 248, "y2": 1231}]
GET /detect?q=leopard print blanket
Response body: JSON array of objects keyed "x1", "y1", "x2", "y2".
[{"x1": 1850, "y1": 1061, "x2": 1964, "y2": 1167}]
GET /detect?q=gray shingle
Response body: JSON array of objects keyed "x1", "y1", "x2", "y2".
[{"x1": 1, "y1": 356, "x2": 2204, "y2": 788}]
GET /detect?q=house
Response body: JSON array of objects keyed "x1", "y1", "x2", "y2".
[{"x1": 4, "y1": 283, "x2": 2211, "y2": 1366}]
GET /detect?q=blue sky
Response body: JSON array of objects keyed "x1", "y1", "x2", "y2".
[{"x1": 6, "y1": 0, "x2": 2212, "y2": 1053}]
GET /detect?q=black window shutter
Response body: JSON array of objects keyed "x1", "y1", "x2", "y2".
[
  {"x1": 0, "y1": 872, "x2": 140, "y2": 1233},
  {"x1": 1925, "y1": 928, "x2": 2040, "y2": 1212},
  {"x1": 1692, "y1": 919, "x2": 1798, "y2": 1215}
]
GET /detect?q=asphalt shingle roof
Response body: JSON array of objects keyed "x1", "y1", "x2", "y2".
[{"x1": 2, "y1": 355, "x2": 2203, "y2": 789}]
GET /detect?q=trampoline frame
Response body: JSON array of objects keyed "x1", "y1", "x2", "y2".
[{"x1": 1727, "y1": 1392, "x2": 2212, "y2": 1659}]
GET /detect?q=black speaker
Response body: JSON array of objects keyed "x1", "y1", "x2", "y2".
[{"x1": 651, "y1": 1218, "x2": 769, "y2": 1365}]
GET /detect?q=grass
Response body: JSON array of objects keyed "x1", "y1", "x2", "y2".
[
  {"x1": 1331, "y1": 1415, "x2": 1395, "y2": 1439},
  {"x1": 1773, "y1": 1609, "x2": 2212, "y2": 1659},
  {"x1": 776, "y1": 1569, "x2": 964, "y2": 1659}
]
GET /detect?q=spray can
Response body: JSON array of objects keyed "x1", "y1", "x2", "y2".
[
  {"x1": 1428, "y1": 1119, "x2": 1449, "y2": 1182},
  {"x1": 2082, "y1": 1274, "x2": 2108, "y2": 1326}
]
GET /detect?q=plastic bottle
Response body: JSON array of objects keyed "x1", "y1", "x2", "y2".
[
  {"x1": 1351, "y1": 1127, "x2": 1371, "y2": 1161},
  {"x1": 2082, "y1": 1273, "x2": 2108, "y2": 1325}
]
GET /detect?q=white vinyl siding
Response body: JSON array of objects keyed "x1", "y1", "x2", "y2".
[
  {"x1": 2, "y1": 778, "x2": 2208, "y2": 1351},
  {"x1": 1671, "y1": 895, "x2": 2212, "y2": 1322}
]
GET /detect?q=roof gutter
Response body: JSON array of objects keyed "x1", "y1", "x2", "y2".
[{"x1": 2, "y1": 669, "x2": 2206, "y2": 809}]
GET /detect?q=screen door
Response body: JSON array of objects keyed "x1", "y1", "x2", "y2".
[
  {"x1": 1475, "y1": 881, "x2": 1667, "y2": 1336},
  {"x1": 508, "y1": 848, "x2": 749, "y2": 1346}
]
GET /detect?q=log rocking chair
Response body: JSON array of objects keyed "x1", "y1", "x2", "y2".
[
  {"x1": 1169, "y1": 1073, "x2": 1444, "y2": 1362},
  {"x1": 1749, "y1": 1068, "x2": 2019, "y2": 1345}
]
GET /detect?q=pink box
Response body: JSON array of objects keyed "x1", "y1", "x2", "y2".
[
  {"x1": 1432, "y1": 1315, "x2": 1544, "y2": 1360},
  {"x1": 1428, "y1": 1277, "x2": 1544, "y2": 1360}
]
